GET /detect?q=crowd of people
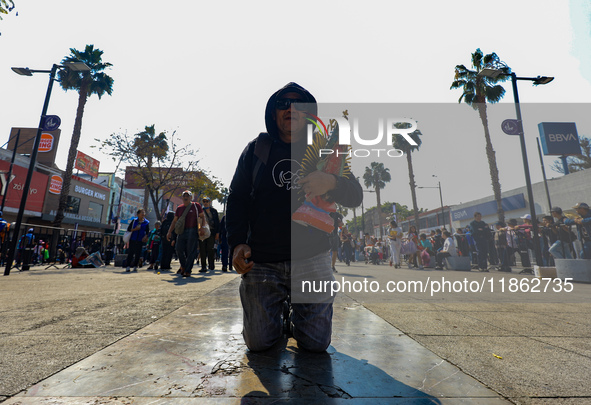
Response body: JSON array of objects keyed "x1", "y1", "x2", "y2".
[
  {"x1": 123, "y1": 192, "x2": 229, "y2": 277},
  {"x1": 328, "y1": 202, "x2": 591, "y2": 273}
]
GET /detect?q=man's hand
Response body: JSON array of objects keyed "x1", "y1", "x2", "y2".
[
  {"x1": 166, "y1": 232, "x2": 172, "y2": 241},
  {"x1": 298, "y1": 171, "x2": 337, "y2": 201},
  {"x1": 233, "y1": 244, "x2": 254, "y2": 274}
]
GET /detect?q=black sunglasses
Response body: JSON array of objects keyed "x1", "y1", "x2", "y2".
[{"x1": 275, "y1": 98, "x2": 311, "y2": 111}]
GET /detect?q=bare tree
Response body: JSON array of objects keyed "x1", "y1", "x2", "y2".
[{"x1": 97, "y1": 128, "x2": 200, "y2": 221}]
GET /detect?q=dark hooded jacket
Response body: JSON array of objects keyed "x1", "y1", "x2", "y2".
[{"x1": 226, "y1": 82, "x2": 363, "y2": 263}]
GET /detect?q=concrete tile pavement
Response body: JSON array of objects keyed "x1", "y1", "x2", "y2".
[
  {"x1": 1, "y1": 263, "x2": 509, "y2": 404},
  {"x1": 2, "y1": 259, "x2": 590, "y2": 403},
  {"x1": 0, "y1": 263, "x2": 237, "y2": 400}
]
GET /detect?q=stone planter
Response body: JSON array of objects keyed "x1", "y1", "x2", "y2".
[{"x1": 555, "y1": 259, "x2": 591, "y2": 283}]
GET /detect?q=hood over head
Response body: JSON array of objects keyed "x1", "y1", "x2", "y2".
[{"x1": 264, "y1": 82, "x2": 317, "y2": 139}]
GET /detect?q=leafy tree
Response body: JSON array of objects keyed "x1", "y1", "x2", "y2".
[
  {"x1": 450, "y1": 48, "x2": 510, "y2": 222},
  {"x1": 188, "y1": 172, "x2": 223, "y2": 203},
  {"x1": 53, "y1": 45, "x2": 114, "y2": 228},
  {"x1": 551, "y1": 136, "x2": 591, "y2": 174},
  {"x1": 363, "y1": 162, "x2": 391, "y2": 238},
  {"x1": 392, "y1": 122, "x2": 423, "y2": 233},
  {"x1": 97, "y1": 128, "x2": 200, "y2": 222},
  {"x1": 382, "y1": 202, "x2": 412, "y2": 221}
]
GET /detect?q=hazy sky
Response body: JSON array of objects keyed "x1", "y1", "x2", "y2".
[{"x1": 1, "y1": 0, "x2": 590, "y2": 216}]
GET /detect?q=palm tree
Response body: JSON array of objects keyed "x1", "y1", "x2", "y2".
[
  {"x1": 218, "y1": 187, "x2": 229, "y2": 215},
  {"x1": 392, "y1": 122, "x2": 422, "y2": 233},
  {"x1": 363, "y1": 162, "x2": 391, "y2": 239},
  {"x1": 133, "y1": 125, "x2": 169, "y2": 211},
  {"x1": 53, "y1": 45, "x2": 114, "y2": 228},
  {"x1": 450, "y1": 48, "x2": 510, "y2": 222}
]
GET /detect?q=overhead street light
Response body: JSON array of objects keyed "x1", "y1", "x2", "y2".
[
  {"x1": 418, "y1": 175, "x2": 446, "y2": 230},
  {"x1": 4, "y1": 62, "x2": 90, "y2": 276},
  {"x1": 478, "y1": 67, "x2": 554, "y2": 269}
]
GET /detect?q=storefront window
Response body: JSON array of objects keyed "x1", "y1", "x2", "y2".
[
  {"x1": 88, "y1": 201, "x2": 103, "y2": 222},
  {"x1": 66, "y1": 196, "x2": 80, "y2": 214}
]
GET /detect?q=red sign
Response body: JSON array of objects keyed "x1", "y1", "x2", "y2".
[
  {"x1": 0, "y1": 160, "x2": 49, "y2": 213},
  {"x1": 49, "y1": 175, "x2": 63, "y2": 194},
  {"x1": 38, "y1": 133, "x2": 54, "y2": 152},
  {"x1": 75, "y1": 150, "x2": 100, "y2": 179}
]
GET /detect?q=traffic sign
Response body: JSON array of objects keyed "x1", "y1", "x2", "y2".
[
  {"x1": 501, "y1": 119, "x2": 521, "y2": 136},
  {"x1": 43, "y1": 115, "x2": 61, "y2": 131}
]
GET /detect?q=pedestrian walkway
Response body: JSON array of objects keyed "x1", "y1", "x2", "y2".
[{"x1": 5, "y1": 277, "x2": 508, "y2": 404}]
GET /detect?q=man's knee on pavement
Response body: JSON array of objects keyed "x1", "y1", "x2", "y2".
[
  {"x1": 294, "y1": 333, "x2": 331, "y2": 353},
  {"x1": 243, "y1": 331, "x2": 282, "y2": 352}
]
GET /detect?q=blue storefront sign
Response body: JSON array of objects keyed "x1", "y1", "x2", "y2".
[
  {"x1": 538, "y1": 122, "x2": 581, "y2": 156},
  {"x1": 451, "y1": 194, "x2": 526, "y2": 221}
]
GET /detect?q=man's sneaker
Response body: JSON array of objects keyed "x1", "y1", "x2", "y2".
[
  {"x1": 199, "y1": 268, "x2": 207, "y2": 273},
  {"x1": 133, "y1": 267, "x2": 138, "y2": 272},
  {"x1": 126, "y1": 267, "x2": 130, "y2": 272},
  {"x1": 222, "y1": 266, "x2": 228, "y2": 272}
]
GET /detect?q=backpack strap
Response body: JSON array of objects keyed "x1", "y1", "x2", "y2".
[{"x1": 252, "y1": 132, "x2": 273, "y2": 192}]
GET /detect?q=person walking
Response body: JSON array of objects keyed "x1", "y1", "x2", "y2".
[
  {"x1": 159, "y1": 211, "x2": 176, "y2": 271},
  {"x1": 147, "y1": 221, "x2": 162, "y2": 270},
  {"x1": 166, "y1": 190, "x2": 205, "y2": 277},
  {"x1": 126, "y1": 209, "x2": 150, "y2": 272},
  {"x1": 199, "y1": 196, "x2": 220, "y2": 272},
  {"x1": 219, "y1": 215, "x2": 231, "y2": 272},
  {"x1": 387, "y1": 220, "x2": 402, "y2": 268}
]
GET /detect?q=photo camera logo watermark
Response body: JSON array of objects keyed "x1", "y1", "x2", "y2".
[{"x1": 301, "y1": 108, "x2": 419, "y2": 159}]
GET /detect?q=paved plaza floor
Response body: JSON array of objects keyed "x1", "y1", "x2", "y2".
[{"x1": 1, "y1": 260, "x2": 590, "y2": 404}]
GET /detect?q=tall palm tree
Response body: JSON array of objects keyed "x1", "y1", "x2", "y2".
[
  {"x1": 392, "y1": 122, "x2": 422, "y2": 233},
  {"x1": 53, "y1": 45, "x2": 114, "y2": 228},
  {"x1": 363, "y1": 162, "x2": 391, "y2": 239},
  {"x1": 133, "y1": 125, "x2": 169, "y2": 211},
  {"x1": 218, "y1": 187, "x2": 229, "y2": 215},
  {"x1": 450, "y1": 48, "x2": 509, "y2": 222}
]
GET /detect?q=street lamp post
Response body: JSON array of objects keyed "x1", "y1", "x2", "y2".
[
  {"x1": 510, "y1": 72, "x2": 550, "y2": 267},
  {"x1": 418, "y1": 179, "x2": 446, "y2": 230},
  {"x1": 4, "y1": 62, "x2": 90, "y2": 276},
  {"x1": 479, "y1": 68, "x2": 554, "y2": 268}
]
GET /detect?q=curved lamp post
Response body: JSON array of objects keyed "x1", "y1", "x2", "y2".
[
  {"x1": 4, "y1": 62, "x2": 90, "y2": 276},
  {"x1": 478, "y1": 67, "x2": 554, "y2": 269}
]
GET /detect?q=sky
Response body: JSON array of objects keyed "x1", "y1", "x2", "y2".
[{"x1": 1, "y1": 0, "x2": 590, "y2": 217}]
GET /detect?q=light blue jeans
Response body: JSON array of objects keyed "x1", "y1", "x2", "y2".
[
  {"x1": 239, "y1": 253, "x2": 334, "y2": 352},
  {"x1": 548, "y1": 240, "x2": 573, "y2": 259}
]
